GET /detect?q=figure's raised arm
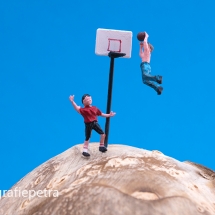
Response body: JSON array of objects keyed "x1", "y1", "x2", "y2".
[
  {"x1": 143, "y1": 32, "x2": 149, "y2": 50},
  {"x1": 139, "y1": 42, "x2": 144, "y2": 57},
  {"x1": 101, "y1": 111, "x2": 116, "y2": 118},
  {"x1": 69, "y1": 95, "x2": 81, "y2": 113}
]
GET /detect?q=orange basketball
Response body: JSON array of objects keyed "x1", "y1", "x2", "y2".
[{"x1": 137, "y1": 32, "x2": 145, "y2": 41}]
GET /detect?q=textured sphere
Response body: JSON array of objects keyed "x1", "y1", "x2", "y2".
[
  {"x1": 0, "y1": 143, "x2": 215, "y2": 215},
  {"x1": 137, "y1": 32, "x2": 146, "y2": 41}
]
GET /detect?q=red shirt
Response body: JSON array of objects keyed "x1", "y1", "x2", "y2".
[{"x1": 79, "y1": 106, "x2": 102, "y2": 123}]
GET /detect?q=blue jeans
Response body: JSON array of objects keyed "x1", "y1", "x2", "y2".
[{"x1": 140, "y1": 62, "x2": 159, "y2": 92}]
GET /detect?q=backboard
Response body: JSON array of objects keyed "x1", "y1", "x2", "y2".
[{"x1": 95, "y1": 28, "x2": 132, "y2": 58}]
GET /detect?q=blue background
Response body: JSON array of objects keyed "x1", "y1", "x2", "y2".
[{"x1": 1, "y1": 0, "x2": 215, "y2": 191}]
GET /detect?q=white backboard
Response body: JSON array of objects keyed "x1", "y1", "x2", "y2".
[{"x1": 95, "y1": 28, "x2": 132, "y2": 58}]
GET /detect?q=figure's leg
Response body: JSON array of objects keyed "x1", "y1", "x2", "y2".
[
  {"x1": 99, "y1": 134, "x2": 106, "y2": 146},
  {"x1": 143, "y1": 73, "x2": 162, "y2": 84},
  {"x1": 140, "y1": 63, "x2": 163, "y2": 94},
  {"x1": 82, "y1": 140, "x2": 90, "y2": 157},
  {"x1": 157, "y1": 86, "x2": 163, "y2": 95},
  {"x1": 82, "y1": 123, "x2": 93, "y2": 157},
  {"x1": 140, "y1": 63, "x2": 154, "y2": 80},
  {"x1": 143, "y1": 80, "x2": 163, "y2": 95},
  {"x1": 143, "y1": 79, "x2": 158, "y2": 91},
  {"x1": 99, "y1": 134, "x2": 107, "y2": 152},
  {"x1": 156, "y1": 75, "x2": 163, "y2": 84},
  {"x1": 93, "y1": 122, "x2": 107, "y2": 152}
]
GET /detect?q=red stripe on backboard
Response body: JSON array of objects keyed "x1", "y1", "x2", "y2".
[{"x1": 107, "y1": 38, "x2": 122, "y2": 52}]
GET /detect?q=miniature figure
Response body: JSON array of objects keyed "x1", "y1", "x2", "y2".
[
  {"x1": 139, "y1": 32, "x2": 163, "y2": 95},
  {"x1": 69, "y1": 94, "x2": 116, "y2": 157}
]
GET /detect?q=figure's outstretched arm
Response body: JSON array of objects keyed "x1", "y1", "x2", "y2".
[
  {"x1": 101, "y1": 111, "x2": 116, "y2": 118},
  {"x1": 69, "y1": 95, "x2": 81, "y2": 114}
]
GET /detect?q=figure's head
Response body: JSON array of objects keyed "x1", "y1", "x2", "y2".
[
  {"x1": 148, "y1": 42, "x2": 154, "y2": 52},
  {"x1": 82, "y1": 94, "x2": 92, "y2": 106}
]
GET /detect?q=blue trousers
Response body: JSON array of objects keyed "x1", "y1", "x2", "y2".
[{"x1": 140, "y1": 62, "x2": 160, "y2": 92}]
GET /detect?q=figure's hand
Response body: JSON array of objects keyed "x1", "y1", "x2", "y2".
[
  {"x1": 144, "y1": 32, "x2": 149, "y2": 38},
  {"x1": 69, "y1": 95, "x2": 75, "y2": 102},
  {"x1": 109, "y1": 111, "x2": 116, "y2": 117}
]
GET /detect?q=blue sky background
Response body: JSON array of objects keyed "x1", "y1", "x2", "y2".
[{"x1": 1, "y1": 0, "x2": 215, "y2": 191}]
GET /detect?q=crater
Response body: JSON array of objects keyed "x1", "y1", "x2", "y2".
[
  {"x1": 35, "y1": 176, "x2": 42, "y2": 185},
  {"x1": 199, "y1": 172, "x2": 213, "y2": 180},
  {"x1": 197, "y1": 206, "x2": 205, "y2": 213},
  {"x1": 20, "y1": 199, "x2": 30, "y2": 209},
  {"x1": 131, "y1": 191, "x2": 159, "y2": 201}
]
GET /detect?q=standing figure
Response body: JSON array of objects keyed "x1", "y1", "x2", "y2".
[
  {"x1": 139, "y1": 32, "x2": 163, "y2": 95},
  {"x1": 69, "y1": 94, "x2": 116, "y2": 157}
]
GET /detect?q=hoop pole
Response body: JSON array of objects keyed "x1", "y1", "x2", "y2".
[{"x1": 104, "y1": 52, "x2": 126, "y2": 148}]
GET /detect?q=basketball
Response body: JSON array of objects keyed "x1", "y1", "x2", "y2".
[{"x1": 137, "y1": 32, "x2": 145, "y2": 41}]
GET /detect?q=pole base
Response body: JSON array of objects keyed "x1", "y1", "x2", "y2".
[{"x1": 108, "y1": 52, "x2": 126, "y2": 58}]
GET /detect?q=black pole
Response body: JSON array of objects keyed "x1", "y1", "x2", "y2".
[
  {"x1": 104, "y1": 56, "x2": 114, "y2": 147},
  {"x1": 104, "y1": 52, "x2": 126, "y2": 148}
]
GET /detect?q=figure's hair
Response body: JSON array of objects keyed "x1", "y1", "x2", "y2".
[
  {"x1": 82, "y1": 94, "x2": 90, "y2": 103},
  {"x1": 148, "y1": 42, "x2": 154, "y2": 52}
]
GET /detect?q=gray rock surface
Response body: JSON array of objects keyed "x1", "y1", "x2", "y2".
[{"x1": 0, "y1": 143, "x2": 215, "y2": 215}]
